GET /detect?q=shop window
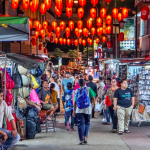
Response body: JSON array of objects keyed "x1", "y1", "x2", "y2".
[{"x1": 140, "y1": 19, "x2": 144, "y2": 36}]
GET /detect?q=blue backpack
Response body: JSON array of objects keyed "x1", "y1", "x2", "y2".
[{"x1": 76, "y1": 87, "x2": 90, "y2": 109}]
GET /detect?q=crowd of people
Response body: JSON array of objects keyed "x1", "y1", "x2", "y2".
[{"x1": 0, "y1": 69, "x2": 135, "y2": 148}]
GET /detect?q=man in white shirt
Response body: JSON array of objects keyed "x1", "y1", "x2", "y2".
[{"x1": 0, "y1": 89, "x2": 20, "y2": 150}]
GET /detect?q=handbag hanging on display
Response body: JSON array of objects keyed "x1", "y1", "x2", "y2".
[
  {"x1": 139, "y1": 104, "x2": 146, "y2": 114},
  {"x1": 18, "y1": 65, "x2": 28, "y2": 75},
  {"x1": 18, "y1": 87, "x2": 30, "y2": 98},
  {"x1": 30, "y1": 74, "x2": 39, "y2": 89},
  {"x1": 6, "y1": 90, "x2": 13, "y2": 106},
  {"x1": 30, "y1": 67, "x2": 43, "y2": 77},
  {"x1": 21, "y1": 75, "x2": 31, "y2": 87},
  {"x1": 18, "y1": 96, "x2": 27, "y2": 110}
]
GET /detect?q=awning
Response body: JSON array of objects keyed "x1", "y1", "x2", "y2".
[{"x1": 0, "y1": 16, "x2": 29, "y2": 41}]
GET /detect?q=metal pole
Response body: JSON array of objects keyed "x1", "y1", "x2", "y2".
[
  {"x1": 115, "y1": 0, "x2": 117, "y2": 59},
  {"x1": 87, "y1": 44, "x2": 89, "y2": 67},
  {"x1": 135, "y1": 6, "x2": 138, "y2": 58}
]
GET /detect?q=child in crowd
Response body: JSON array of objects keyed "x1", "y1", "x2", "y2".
[{"x1": 62, "y1": 82, "x2": 75, "y2": 131}]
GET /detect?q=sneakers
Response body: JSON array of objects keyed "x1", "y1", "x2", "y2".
[
  {"x1": 66, "y1": 122, "x2": 70, "y2": 131},
  {"x1": 84, "y1": 139, "x2": 88, "y2": 144}
]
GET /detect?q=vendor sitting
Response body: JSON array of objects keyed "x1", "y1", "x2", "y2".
[
  {"x1": 0, "y1": 89, "x2": 20, "y2": 150},
  {"x1": 38, "y1": 80, "x2": 55, "y2": 119}
]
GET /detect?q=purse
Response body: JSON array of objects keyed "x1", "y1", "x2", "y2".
[
  {"x1": 12, "y1": 64, "x2": 23, "y2": 89},
  {"x1": 30, "y1": 67, "x2": 43, "y2": 77},
  {"x1": 30, "y1": 75, "x2": 39, "y2": 89},
  {"x1": 18, "y1": 65, "x2": 28, "y2": 75},
  {"x1": 139, "y1": 104, "x2": 145, "y2": 114},
  {"x1": 19, "y1": 87, "x2": 30, "y2": 98},
  {"x1": 21, "y1": 75, "x2": 31, "y2": 86},
  {"x1": 18, "y1": 96, "x2": 27, "y2": 110},
  {"x1": 6, "y1": 90, "x2": 13, "y2": 106}
]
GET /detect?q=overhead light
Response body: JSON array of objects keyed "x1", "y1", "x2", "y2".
[
  {"x1": 79, "y1": 29, "x2": 82, "y2": 33},
  {"x1": 90, "y1": 18, "x2": 93, "y2": 21},
  {"x1": 74, "y1": 0, "x2": 78, "y2": 3}
]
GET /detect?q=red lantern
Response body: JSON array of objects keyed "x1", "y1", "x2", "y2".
[
  {"x1": 66, "y1": 7, "x2": 72, "y2": 18},
  {"x1": 83, "y1": 28, "x2": 89, "y2": 37},
  {"x1": 43, "y1": 21, "x2": 48, "y2": 30},
  {"x1": 11, "y1": 0, "x2": 19, "y2": 10},
  {"x1": 100, "y1": 8, "x2": 106, "y2": 18},
  {"x1": 106, "y1": 26, "x2": 111, "y2": 34},
  {"x1": 56, "y1": 27, "x2": 61, "y2": 37},
  {"x1": 106, "y1": 15, "x2": 112, "y2": 25},
  {"x1": 55, "y1": 6, "x2": 62, "y2": 17},
  {"x1": 23, "y1": 0, "x2": 29, "y2": 11},
  {"x1": 48, "y1": 32, "x2": 52, "y2": 38},
  {"x1": 63, "y1": 38, "x2": 66, "y2": 45},
  {"x1": 79, "y1": 38, "x2": 82, "y2": 45},
  {"x1": 79, "y1": 0, "x2": 86, "y2": 7},
  {"x1": 44, "y1": 0, "x2": 51, "y2": 10},
  {"x1": 82, "y1": 39, "x2": 86, "y2": 46},
  {"x1": 34, "y1": 20, "x2": 40, "y2": 29},
  {"x1": 55, "y1": 0, "x2": 63, "y2": 10},
  {"x1": 37, "y1": 24, "x2": 42, "y2": 31},
  {"x1": 66, "y1": 27, "x2": 70, "y2": 38},
  {"x1": 40, "y1": 3, "x2": 46, "y2": 15},
  {"x1": 75, "y1": 28, "x2": 80, "y2": 37},
  {"x1": 69, "y1": 21, "x2": 74, "y2": 30},
  {"x1": 118, "y1": 13, "x2": 123, "y2": 22},
  {"x1": 59, "y1": 38, "x2": 63, "y2": 45},
  {"x1": 96, "y1": 17, "x2": 102, "y2": 27},
  {"x1": 87, "y1": 37, "x2": 90, "y2": 43},
  {"x1": 112, "y1": 8, "x2": 118, "y2": 19},
  {"x1": 90, "y1": 8, "x2": 96, "y2": 19},
  {"x1": 39, "y1": 44, "x2": 42, "y2": 50},
  {"x1": 78, "y1": 7, "x2": 84, "y2": 19},
  {"x1": 60, "y1": 21, "x2": 65, "y2": 31},
  {"x1": 122, "y1": 8, "x2": 128, "y2": 19},
  {"x1": 91, "y1": 0, "x2": 98, "y2": 6},
  {"x1": 87, "y1": 19, "x2": 92, "y2": 29},
  {"x1": 91, "y1": 27, "x2": 96, "y2": 36},
  {"x1": 88, "y1": 39, "x2": 93, "y2": 46},
  {"x1": 118, "y1": 32, "x2": 124, "y2": 41},
  {"x1": 52, "y1": 21, "x2": 57, "y2": 30},
  {"x1": 104, "y1": 0, "x2": 112, "y2": 4},
  {"x1": 102, "y1": 36, "x2": 107, "y2": 43},
  {"x1": 107, "y1": 41, "x2": 111, "y2": 49},
  {"x1": 30, "y1": 1, "x2": 38, "y2": 12},
  {"x1": 66, "y1": 0, "x2": 73, "y2": 7},
  {"x1": 40, "y1": 29, "x2": 45, "y2": 38},
  {"x1": 96, "y1": 38, "x2": 100, "y2": 44},
  {"x1": 35, "y1": 31, "x2": 39, "y2": 38},
  {"x1": 31, "y1": 38, "x2": 36, "y2": 46},
  {"x1": 29, "y1": 19, "x2": 32, "y2": 29},
  {"x1": 97, "y1": 27, "x2": 103, "y2": 36},
  {"x1": 74, "y1": 39, "x2": 78, "y2": 46},
  {"x1": 55, "y1": 37, "x2": 59, "y2": 44},
  {"x1": 67, "y1": 39, "x2": 71, "y2": 46},
  {"x1": 141, "y1": 6, "x2": 149, "y2": 21},
  {"x1": 71, "y1": 39, "x2": 74, "y2": 45},
  {"x1": 44, "y1": 48, "x2": 47, "y2": 53},
  {"x1": 77, "y1": 20, "x2": 83, "y2": 29}
]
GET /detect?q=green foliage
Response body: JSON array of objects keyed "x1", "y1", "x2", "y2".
[
  {"x1": 83, "y1": 47, "x2": 94, "y2": 57},
  {"x1": 68, "y1": 49, "x2": 78, "y2": 61},
  {"x1": 53, "y1": 48, "x2": 64, "y2": 59}
]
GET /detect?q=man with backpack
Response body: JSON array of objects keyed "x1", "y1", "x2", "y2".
[{"x1": 73, "y1": 79, "x2": 96, "y2": 145}]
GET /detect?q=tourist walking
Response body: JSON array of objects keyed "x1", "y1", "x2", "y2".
[
  {"x1": 73, "y1": 79, "x2": 96, "y2": 145},
  {"x1": 105, "y1": 78, "x2": 118, "y2": 132},
  {"x1": 113, "y1": 80, "x2": 135, "y2": 134}
]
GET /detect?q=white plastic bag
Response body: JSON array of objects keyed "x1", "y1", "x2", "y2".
[{"x1": 95, "y1": 102, "x2": 101, "y2": 112}]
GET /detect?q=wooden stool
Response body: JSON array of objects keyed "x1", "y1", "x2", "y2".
[{"x1": 38, "y1": 110, "x2": 56, "y2": 133}]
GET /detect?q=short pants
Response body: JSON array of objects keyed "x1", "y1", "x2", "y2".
[{"x1": 42, "y1": 103, "x2": 53, "y2": 110}]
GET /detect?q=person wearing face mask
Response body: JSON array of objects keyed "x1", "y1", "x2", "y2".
[{"x1": 113, "y1": 80, "x2": 135, "y2": 135}]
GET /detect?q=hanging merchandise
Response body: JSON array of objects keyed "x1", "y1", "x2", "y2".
[
  {"x1": 55, "y1": 6, "x2": 62, "y2": 17},
  {"x1": 112, "y1": 8, "x2": 118, "y2": 18},
  {"x1": 79, "y1": 0, "x2": 86, "y2": 7},
  {"x1": 55, "y1": 37, "x2": 59, "y2": 44},
  {"x1": 74, "y1": 39, "x2": 78, "y2": 46},
  {"x1": 30, "y1": 74, "x2": 40, "y2": 89},
  {"x1": 30, "y1": 67, "x2": 43, "y2": 77},
  {"x1": 66, "y1": 0, "x2": 73, "y2": 7},
  {"x1": 91, "y1": 27, "x2": 96, "y2": 36},
  {"x1": 71, "y1": 39, "x2": 74, "y2": 45},
  {"x1": 43, "y1": 21, "x2": 48, "y2": 30},
  {"x1": 23, "y1": 0, "x2": 30, "y2": 11},
  {"x1": 77, "y1": 20, "x2": 83, "y2": 29},
  {"x1": 91, "y1": 0, "x2": 98, "y2": 6},
  {"x1": 67, "y1": 39, "x2": 71, "y2": 46},
  {"x1": 19, "y1": 87, "x2": 30, "y2": 98},
  {"x1": 60, "y1": 21, "x2": 65, "y2": 31},
  {"x1": 96, "y1": 38, "x2": 100, "y2": 44},
  {"x1": 118, "y1": 13, "x2": 123, "y2": 22},
  {"x1": 102, "y1": 36, "x2": 107, "y2": 43},
  {"x1": 82, "y1": 39, "x2": 86, "y2": 46},
  {"x1": 59, "y1": 37, "x2": 63, "y2": 45},
  {"x1": 63, "y1": 38, "x2": 66, "y2": 45},
  {"x1": 107, "y1": 41, "x2": 111, "y2": 48},
  {"x1": 100, "y1": 8, "x2": 107, "y2": 18},
  {"x1": 18, "y1": 96, "x2": 27, "y2": 110},
  {"x1": 18, "y1": 65, "x2": 28, "y2": 75},
  {"x1": 106, "y1": 26, "x2": 111, "y2": 34},
  {"x1": 141, "y1": 6, "x2": 149, "y2": 21},
  {"x1": 52, "y1": 21, "x2": 57, "y2": 31},
  {"x1": 44, "y1": 0, "x2": 51, "y2": 10},
  {"x1": 79, "y1": 38, "x2": 82, "y2": 44},
  {"x1": 40, "y1": 3, "x2": 47, "y2": 15},
  {"x1": 21, "y1": 75, "x2": 31, "y2": 86},
  {"x1": 118, "y1": 32, "x2": 124, "y2": 41},
  {"x1": 96, "y1": 17, "x2": 102, "y2": 27},
  {"x1": 97, "y1": 27, "x2": 103, "y2": 36},
  {"x1": 66, "y1": 7, "x2": 72, "y2": 18},
  {"x1": 6, "y1": 90, "x2": 13, "y2": 106},
  {"x1": 87, "y1": 19, "x2": 92, "y2": 29},
  {"x1": 66, "y1": 27, "x2": 70, "y2": 38},
  {"x1": 11, "y1": 0, "x2": 19, "y2": 10},
  {"x1": 90, "y1": 8, "x2": 96, "y2": 19},
  {"x1": 69, "y1": 21, "x2": 74, "y2": 30},
  {"x1": 106, "y1": 15, "x2": 112, "y2": 25},
  {"x1": 83, "y1": 28, "x2": 89, "y2": 37},
  {"x1": 122, "y1": 8, "x2": 129, "y2": 19},
  {"x1": 30, "y1": 89, "x2": 41, "y2": 104},
  {"x1": 35, "y1": 31, "x2": 39, "y2": 38},
  {"x1": 78, "y1": 7, "x2": 84, "y2": 19}
]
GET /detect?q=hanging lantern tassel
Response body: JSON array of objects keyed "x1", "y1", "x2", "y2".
[
  {"x1": 44, "y1": 48, "x2": 47, "y2": 53},
  {"x1": 118, "y1": 32, "x2": 124, "y2": 41},
  {"x1": 107, "y1": 41, "x2": 111, "y2": 49},
  {"x1": 31, "y1": 38, "x2": 36, "y2": 46},
  {"x1": 39, "y1": 44, "x2": 42, "y2": 50}
]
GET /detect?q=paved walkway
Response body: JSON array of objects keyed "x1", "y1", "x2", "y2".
[{"x1": 13, "y1": 114, "x2": 150, "y2": 150}]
